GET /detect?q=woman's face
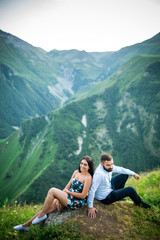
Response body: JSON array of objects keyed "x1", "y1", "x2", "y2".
[{"x1": 80, "y1": 159, "x2": 89, "y2": 173}]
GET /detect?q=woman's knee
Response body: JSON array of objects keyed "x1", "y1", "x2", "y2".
[{"x1": 48, "y1": 187, "x2": 56, "y2": 195}]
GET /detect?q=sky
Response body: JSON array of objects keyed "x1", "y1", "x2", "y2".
[{"x1": 0, "y1": 0, "x2": 160, "y2": 52}]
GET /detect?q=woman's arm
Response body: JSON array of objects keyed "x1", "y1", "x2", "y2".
[
  {"x1": 64, "y1": 176, "x2": 92, "y2": 199},
  {"x1": 63, "y1": 170, "x2": 78, "y2": 191}
]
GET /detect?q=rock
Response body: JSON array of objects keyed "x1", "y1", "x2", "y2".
[
  {"x1": 44, "y1": 207, "x2": 83, "y2": 225},
  {"x1": 44, "y1": 199, "x2": 100, "y2": 225}
]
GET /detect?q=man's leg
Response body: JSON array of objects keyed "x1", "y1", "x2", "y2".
[
  {"x1": 113, "y1": 187, "x2": 141, "y2": 204},
  {"x1": 111, "y1": 174, "x2": 128, "y2": 190},
  {"x1": 101, "y1": 187, "x2": 151, "y2": 208},
  {"x1": 101, "y1": 187, "x2": 140, "y2": 204}
]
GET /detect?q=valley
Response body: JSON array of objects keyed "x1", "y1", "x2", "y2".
[{"x1": 0, "y1": 30, "x2": 160, "y2": 205}]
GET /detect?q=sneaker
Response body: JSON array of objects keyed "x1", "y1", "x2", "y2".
[
  {"x1": 32, "y1": 214, "x2": 47, "y2": 225},
  {"x1": 13, "y1": 224, "x2": 28, "y2": 231},
  {"x1": 139, "y1": 201, "x2": 151, "y2": 209}
]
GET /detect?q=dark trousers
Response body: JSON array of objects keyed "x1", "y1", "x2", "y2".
[{"x1": 101, "y1": 174, "x2": 141, "y2": 205}]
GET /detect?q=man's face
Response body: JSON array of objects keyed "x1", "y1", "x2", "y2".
[{"x1": 101, "y1": 159, "x2": 114, "y2": 172}]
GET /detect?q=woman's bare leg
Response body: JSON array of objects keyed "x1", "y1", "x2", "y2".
[
  {"x1": 22, "y1": 210, "x2": 41, "y2": 227},
  {"x1": 47, "y1": 199, "x2": 64, "y2": 213},
  {"x1": 20, "y1": 188, "x2": 67, "y2": 227},
  {"x1": 22, "y1": 198, "x2": 61, "y2": 227},
  {"x1": 38, "y1": 188, "x2": 68, "y2": 218}
]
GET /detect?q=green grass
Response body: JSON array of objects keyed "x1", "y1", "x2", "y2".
[
  {"x1": 0, "y1": 202, "x2": 88, "y2": 240},
  {"x1": 113, "y1": 201, "x2": 160, "y2": 240},
  {"x1": 126, "y1": 168, "x2": 160, "y2": 207}
]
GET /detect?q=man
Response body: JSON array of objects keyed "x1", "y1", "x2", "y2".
[{"x1": 88, "y1": 153, "x2": 151, "y2": 218}]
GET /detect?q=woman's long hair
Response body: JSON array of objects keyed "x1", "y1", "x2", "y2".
[{"x1": 78, "y1": 156, "x2": 94, "y2": 177}]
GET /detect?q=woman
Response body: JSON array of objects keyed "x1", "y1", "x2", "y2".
[{"x1": 13, "y1": 156, "x2": 94, "y2": 231}]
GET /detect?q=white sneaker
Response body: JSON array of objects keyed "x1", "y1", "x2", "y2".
[
  {"x1": 13, "y1": 224, "x2": 28, "y2": 231},
  {"x1": 32, "y1": 214, "x2": 47, "y2": 225}
]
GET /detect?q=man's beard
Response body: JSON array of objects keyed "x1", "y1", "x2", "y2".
[{"x1": 103, "y1": 166, "x2": 113, "y2": 172}]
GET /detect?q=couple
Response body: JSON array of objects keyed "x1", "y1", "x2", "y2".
[{"x1": 14, "y1": 153, "x2": 151, "y2": 231}]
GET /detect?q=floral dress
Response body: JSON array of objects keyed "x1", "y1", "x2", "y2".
[{"x1": 67, "y1": 178, "x2": 87, "y2": 210}]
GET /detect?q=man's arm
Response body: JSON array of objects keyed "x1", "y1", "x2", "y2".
[
  {"x1": 87, "y1": 173, "x2": 101, "y2": 218},
  {"x1": 113, "y1": 165, "x2": 135, "y2": 176},
  {"x1": 113, "y1": 165, "x2": 140, "y2": 180}
]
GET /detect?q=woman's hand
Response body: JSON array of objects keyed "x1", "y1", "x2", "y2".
[
  {"x1": 54, "y1": 199, "x2": 62, "y2": 211},
  {"x1": 63, "y1": 188, "x2": 70, "y2": 194}
]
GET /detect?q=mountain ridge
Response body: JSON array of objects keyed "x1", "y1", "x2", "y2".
[{"x1": 0, "y1": 30, "x2": 160, "y2": 138}]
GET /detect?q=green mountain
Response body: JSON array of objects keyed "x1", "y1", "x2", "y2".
[
  {"x1": 0, "y1": 30, "x2": 160, "y2": 138},
  {"x1": 0, "y1": 30, "x2": 62, "y2": 138},
  {"x1": 0, "y1": 53, "x2": 159, "y2": 205},
  {"x1": 0, "y1": 30, "x2": 110, "y2": 138},
  {"x1": 95, "y1": 32, "x2": 160, "y2": 78}
]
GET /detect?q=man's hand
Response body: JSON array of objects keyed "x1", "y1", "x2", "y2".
[
  {"x1": 88, "y1": 207, "x2": 98, "y2": 218},
  {"x1": 134, "y1": 173, "x2": 140, "y2": 180}
]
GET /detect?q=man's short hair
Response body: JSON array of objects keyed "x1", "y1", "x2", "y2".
[{"x1": 101, "y1": 153, "x2": 113, "y2": 163}]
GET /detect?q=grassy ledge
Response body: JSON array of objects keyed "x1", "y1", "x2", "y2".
[{"x1": 0, "y1": 169, "x2": 160, "y2": 240}]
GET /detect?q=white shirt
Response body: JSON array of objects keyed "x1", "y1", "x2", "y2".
[{"x1": 87, "y1": 164, "x2": 135, "y2": 208}]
